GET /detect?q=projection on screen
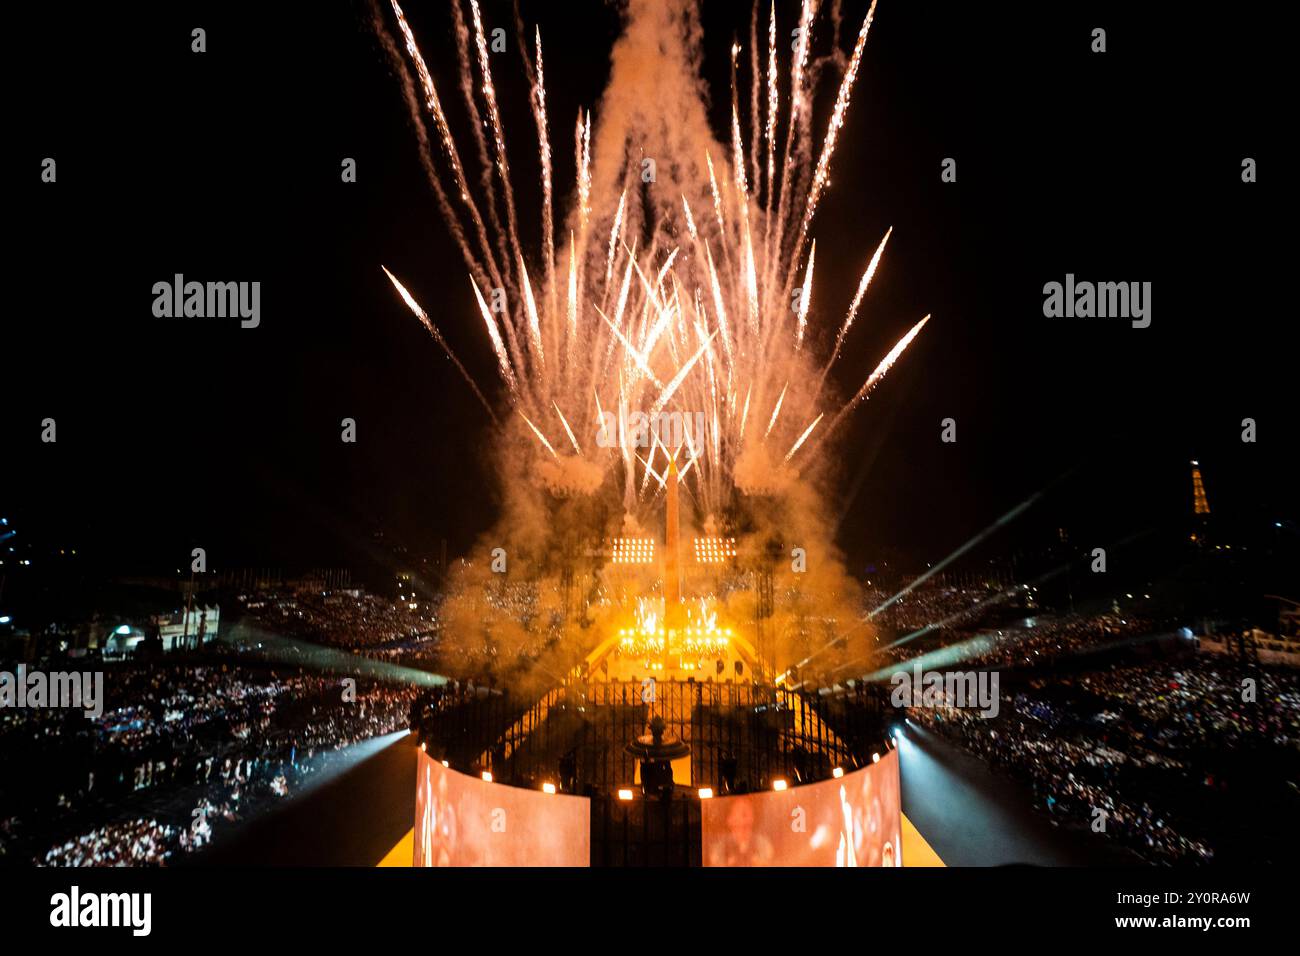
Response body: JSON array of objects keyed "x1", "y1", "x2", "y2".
[
  {"x1": 702, "y1": 749, "x2": 902, "y2": 867},
  {"x1": 414, "y1": 750, "x2": 590, "y2": 866}
]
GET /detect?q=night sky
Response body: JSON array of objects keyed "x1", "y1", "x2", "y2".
[{"x1": 6, "y1": 1, "x2": 1291, "y2": 582}]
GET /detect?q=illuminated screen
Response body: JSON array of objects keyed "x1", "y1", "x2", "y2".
[
  {"x1": 413, "y1": 750, "x2": 590, "y2": 866},
  {"x1": 702, "y1": 750, "x2": 902, "y2": 867}
]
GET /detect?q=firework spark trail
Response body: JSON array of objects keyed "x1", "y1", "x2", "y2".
[
  {"x1": 784, "y1": 412, "x2": 823, "y2": 462},
  {"x1": 748, "y1": 2, "x2": 762, "y2": 198},
  {"x1": 518, "y1": 255, "x2": 545, "y2": 372},
  {"x1": 764, "y1": 381, "x2": 789, "y2": 439},
  {"x1": 383, "y1": 265, "x2": 499, "y2": 424},
  {"x1": 381, "y1": 0, "x2": 926, "y2": 516},
  {"x1": 764, "y1": 0, "x2": 778, "y2": 232},
  {"x1": 704, "y1": 153, "x2": 736, "y2": 304},
  {"x1": 389, "y1": 1, "x2": 505, "y2": 295},
  {"x1": 518, "y1": 410, "x2": 559, "y2": 460},
  {"x1": 794, "y1": 240, "x2": 816, "y2": 350},
  {"x1": 597, "y1": 243, "x2": 638, "y2": 388},
  {"x1": 467, "y1": 275, "x2": 519, "y2": 400},
  {"x1": 565, "y1": 232, "x2": 578, "y2": 384},
  {"x1": 764, "y1": 0, "x2": 816, "y2": 305},
  {"x1": 372, "y1": 12, "x2": 487, "y2": 294},
  {"x1": 530, "y1": 27, "x2": 558, "y2": 334},
  {"x1": 450, "y1": 0, "x2": 513, "y2": 290},
  {"x1": 554, "y1": 401, "x2": 581, "y2": 454},
  {"x1": 730, "y1": 46, "x2": 749, "y2": 208},
  {"x1": 468, "y1": 0, "x2": 527, "y2": 291},
  {"x1": 815, "y1": 226, "x2": 891, "y2": 398},
  {"x1": 787, "y1": 0, "x2": 878, "y2": 298},
  {"x1": 817, "y1": 314, "x2": 930, "y2": 450},
  {"x1": 602, "y1": 190, "x2": 628, "y2": 307},
  {"x1": 577, "y1": 110, "x2": 592, "y2": 230}
]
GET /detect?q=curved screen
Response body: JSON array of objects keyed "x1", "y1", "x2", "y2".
[
  {"x1": 702, "y1": 750, "x2": 902, "y2": 866},
  {"x1": 414, "y1": 750, "x2": 590, "y2": 866}
]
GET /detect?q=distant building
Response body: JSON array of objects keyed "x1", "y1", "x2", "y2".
[{"x1": 153, "y1": 605, "x2": 220, "y2": 651}]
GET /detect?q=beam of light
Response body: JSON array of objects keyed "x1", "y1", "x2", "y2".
[
  {"x1": 859, "y1": 633, "x2": 1000, "y2": 684},
  {"x1": 887, "y1": 572, "x2": 1069, "y2": 652},
  {"x1": 382, "y1": 266, "x2": 499, "y2": 424},
  {"x1": 885, "y1": 527, "x2": 1153, "y2": 652},
  {"x1": 867, "y1": 487, "x2": 1050, "y2": 620},
  {"x1": 220, "y1": 621, "x2": 449, "y2": 687}
]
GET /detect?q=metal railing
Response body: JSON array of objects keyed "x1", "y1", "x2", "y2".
[{"x1": 412, "y1": 677, "x2": 888, "y2": 793}]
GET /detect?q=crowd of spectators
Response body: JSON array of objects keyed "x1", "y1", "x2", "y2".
[
  {"x1": 240, "y1": 588, "x2": 435, "y2": 648},
  {"x1": 40, "y1": 818, "x2": 178, "y2": 867},
  {"x1": 909, "y1": 658, "x2": 1300, "y2": 864},
  {"x1": 867, "y1": 584, "x2": 1007, "y2": 633},
  {"x1": 0, "y1": 657, "x2": 419, "y2": 867},
  {"x1": 962, "y1": 611, "x2": 1160, "y2": 668}
]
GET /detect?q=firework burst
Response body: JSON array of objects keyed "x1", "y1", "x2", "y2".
[{"x1": 380, "y1": 0, "x2": 927, "y2": 522}]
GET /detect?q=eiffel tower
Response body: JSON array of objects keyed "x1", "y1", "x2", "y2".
[{"x1": 1189, "y1": 460, "x2": 1211, "y2": 546}]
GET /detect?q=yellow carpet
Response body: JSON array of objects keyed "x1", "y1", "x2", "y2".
[
  {"x1": 376, "y1": 828, "x2": 413, "y2": 867},
  {"x1": 376, "y1": 812, "x2": 943, "y2": 867},
  {"x1": 901, "y1": 812, "x2": 945, "y2": 866}
]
